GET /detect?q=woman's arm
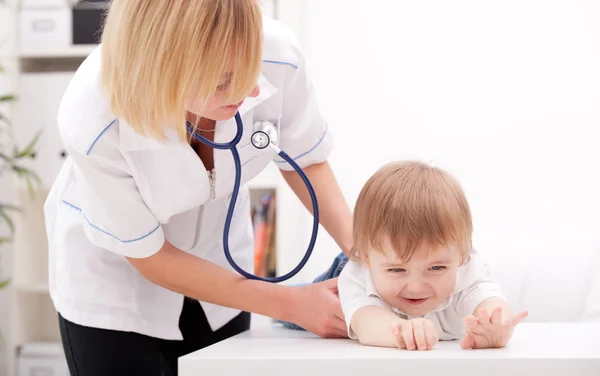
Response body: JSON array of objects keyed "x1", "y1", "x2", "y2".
[
  {"x1": 126, "y1": 240, "x2": 349, "y2": 338},
  {"x1": 280, "y1": 161, "x2": 354, "y2": 256}
]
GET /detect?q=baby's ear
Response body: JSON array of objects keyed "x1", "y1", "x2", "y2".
[{"x1": 360, "y1": 252, "x2": 371, "y2": 269}]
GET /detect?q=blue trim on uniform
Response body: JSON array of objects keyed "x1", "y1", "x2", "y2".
[
  {"x1": 262, "y1": 59, "x2": 298, "y2": 69},
  {"x1": 86, "y1": 119, "x2": 117, "y2": 156},
  {"x1": 241, "y1": 156, "x2": 259, "y2": 167},
  {"x1": 62, "y1": 200, "x2": 82, "y2": 211},
  {"x1": 275, "y1": 123, "x2": 329, "y2": 164},
  {"x1": 61, "y1": 200, "x2": 161, "y2": 243}
]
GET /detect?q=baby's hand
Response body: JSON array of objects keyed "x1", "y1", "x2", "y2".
[
  {"x1": 391, "y1": 318, "x2": 439, "y2": 351},
  {"x1": 460, "y1": 307, "x2": 528, "y2": 349}
]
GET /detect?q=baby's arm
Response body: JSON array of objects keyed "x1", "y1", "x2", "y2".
[
  {"x1": 350, "y1": 306, "x2": 406, "y2": 347},
  {"x1": 352, "y1": 307, "x2": 439, "y2": 350},
  {"x1": 338, "y1": 259, "x2": 400, "y2": 346},
  {"x1": 455, "y1": 253, "x2": 528, "y2": 349}
]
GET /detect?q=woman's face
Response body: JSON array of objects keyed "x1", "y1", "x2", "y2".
[{"x1": 186, "y1": 74, "x2": 261, "y2": 121}]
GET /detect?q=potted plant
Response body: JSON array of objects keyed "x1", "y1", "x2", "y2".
[{"x1": 0, "y1": 62, "x2": 41, "y2": 341}]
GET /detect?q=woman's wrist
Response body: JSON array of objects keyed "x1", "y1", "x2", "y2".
[
  {"x1": 241, "y1": 280, "x2": 299, "y2": 323},
  {"x1": 274, "y1": 285, "x2": 301, "y2": 323}
]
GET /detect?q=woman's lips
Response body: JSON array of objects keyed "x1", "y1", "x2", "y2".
[{"x1": 222, "y1": 100, "x2": 244, "y2": 111}]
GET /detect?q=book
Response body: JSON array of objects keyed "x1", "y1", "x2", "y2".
[{"x1": 250, "y1": 191, "x2": 276, "y2": 277}]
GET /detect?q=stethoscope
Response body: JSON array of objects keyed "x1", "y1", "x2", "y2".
[{"x1": 186, "y1": 112, "x2": 319, "y2": 283}]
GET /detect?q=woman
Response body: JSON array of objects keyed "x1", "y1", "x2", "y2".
[{"x1": 44, "y1": 1, "x2": 354, "y2": 375}]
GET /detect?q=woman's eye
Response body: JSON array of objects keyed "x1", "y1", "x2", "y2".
[{"x1": 430, "y1": 266, "x2": 446, "y2": 271}]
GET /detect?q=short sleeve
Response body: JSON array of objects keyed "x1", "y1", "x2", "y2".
[
  {"x1": 274, "y1": 52, "x2": 333, "y2": 171},
  {"x1": 66, "y1": 138, "x2": 165, "y2": 259},
  {"x1": 338, "y1": 259, "x2": 390, "y2": 339},
  {"x1": 453, "y1": 255, "x2": 506, "y2": 318}
]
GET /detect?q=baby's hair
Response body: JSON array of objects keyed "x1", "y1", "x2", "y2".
[{"x1": 351, "y1": 161, "x2": 472, "y2": 264}]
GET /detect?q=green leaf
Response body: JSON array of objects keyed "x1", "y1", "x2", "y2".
[
  {"x1": 0, "y1": 95, "x2": 16, "y2": 103},
  {"x1": 14, "y1": 130, "x2": 42, "y2": 159},
  {"x1": 11, "y1": 165, "x2": 41, "y2": 198},
  {"x1": 0, "y1": 151, "x2": 12, "y2": 163},
  {"x1": 0, "y1": 279, "x2": 9, "y2": 290},
  {"x1": 0, "y1": 237, "x2": 12, "y2": 245},
  {"x1": 0, "y1": 209, "x2": 15, "y2": 234},
  {"x1": 0, "y1": 203, "x2": 21, "y2": 211},
  {"x1": 0, "y1": 114, "x2": 12, "y2": 127}
]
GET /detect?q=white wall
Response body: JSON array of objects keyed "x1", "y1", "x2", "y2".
[
  {"x1": 296, "y1": 0, "x2": 600, "y2": 284},
  {"x1": 0, "y1": 2, "x2": 16, "y2": 373}
]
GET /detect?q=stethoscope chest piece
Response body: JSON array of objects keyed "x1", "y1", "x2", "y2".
[{"x1": 252, "y1": 121, "x2": 278, "y2": 150}]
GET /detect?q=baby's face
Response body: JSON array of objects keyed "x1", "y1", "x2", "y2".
[{"x1": 366, "y1": 240, "x2": 462, "y2": 316}]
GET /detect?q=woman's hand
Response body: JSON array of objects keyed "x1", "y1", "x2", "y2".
[
  {"x1": 460, "y1": 307, "x2": 528, "y2": 349},
  {"x1": 288, "y1": 278, "x2": 348, "y2": 338}
]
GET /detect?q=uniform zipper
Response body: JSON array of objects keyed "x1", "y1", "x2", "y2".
[{"x1": 208, "y1": 169, "x2": 216, "y2": 200}]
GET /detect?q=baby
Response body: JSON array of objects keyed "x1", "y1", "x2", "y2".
[{"x1": 338, "y1": 161, "x2": 528, "y2": 350}]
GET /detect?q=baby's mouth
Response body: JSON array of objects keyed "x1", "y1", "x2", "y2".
[{"x1": 402, "y1": 297, "x2": 430, "y2": 305}]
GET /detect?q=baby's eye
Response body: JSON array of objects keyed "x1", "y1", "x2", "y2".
[
  {"x1": 388, "y1": 268, "x2": 405, "y2": 273},
  {"x1": 429, "y1": 266, "x2": 446, "y2": 271}
]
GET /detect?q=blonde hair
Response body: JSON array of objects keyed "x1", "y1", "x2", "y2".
[
  {"x1": 352, "y1": 161, "x2": 473, "y2": 264},
  {"x1": 101, "y1": 0, "x2": 263, "y2": 140}
]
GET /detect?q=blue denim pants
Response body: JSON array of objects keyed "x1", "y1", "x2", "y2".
[{"x1": 275, "y1": 252, "x2": 349, "y2": 330}]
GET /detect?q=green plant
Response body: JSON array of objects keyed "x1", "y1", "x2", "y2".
[{"x1": 0, "y1": 65, "x2": 41, "y2": 291}]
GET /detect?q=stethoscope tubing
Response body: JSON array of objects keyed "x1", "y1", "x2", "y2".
[{"x1": 187, "y1": 112, "x2": 319, "y2": 282}]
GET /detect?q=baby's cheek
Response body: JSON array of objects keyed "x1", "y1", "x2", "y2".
[
  {"x1": 436, "y1": 274, "x2": 457, "y2": 298},
  {"x1": 373, "y1": 276, "x2": 400, "y2": 301}
]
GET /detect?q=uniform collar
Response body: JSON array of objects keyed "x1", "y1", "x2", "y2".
[
  {"x1": 119, "y1": 73, "x2": 278, "y2": 151},
  {"x1": 364, "y1": 250, "x2": 483, "y2": 316}
]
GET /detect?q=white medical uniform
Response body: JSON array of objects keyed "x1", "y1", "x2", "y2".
[
  {"x1": 338, "y1": 250, "x2": 506, "y2": 340},
  {"x1": 44, "y1": 17, "x2": 333, "y2": 340}
]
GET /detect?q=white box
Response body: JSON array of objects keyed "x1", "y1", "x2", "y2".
[
  {"x1": 18, "y1": 8, "x2": 71, "y2": 54},
  {"x1": 21, "y1": 0, "x2": 70, "y2": 9},
  {"x1": 14, "y1": 72, "x2": 74, "y2": 189},
  {"x1": 17, "y1": 342, "x2": 69, "y2": 376}
]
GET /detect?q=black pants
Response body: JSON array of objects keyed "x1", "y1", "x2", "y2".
[{"x1": 58, "y1": 297, "x2": 250, "y2": 376}]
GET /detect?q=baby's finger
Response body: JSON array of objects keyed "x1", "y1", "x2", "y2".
[
  {"x1": 425, "y1": 322, "x2": 438, "y2": 350},
  {"x1": 464, "y1": 315, "x2": 479, "y2": 328},
  {"x1": 490, "y1": 306, "x2": 503, "y2": 325},
  {"x1": 460, "y1": 332, "x2": 476, "y2": 350},
  {"x1": 464, "y1": 314, "x2": 487, "y2": 335},
  {"x1": 477, "y1": 308, "x2": 491, "y2": 325},
  {"x1": 391, "y1": 322, "x2": 406, "y2": 349},
  {"x1": 401, "y1": 322, "x2": 417, "y2": 350},
  {"x1": 412, "y1": 320, "x2": 427, "y2": 351},
  {"x1": 509, "y1": 311, "x2": 529, "y2": 327}
]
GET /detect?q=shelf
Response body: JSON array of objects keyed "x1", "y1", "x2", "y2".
[{"x1": 18, "y1": 44, "x2": 97, "y2": 59}]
